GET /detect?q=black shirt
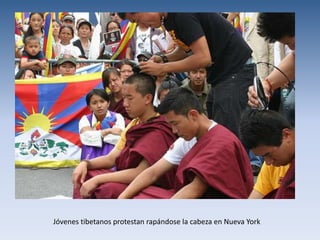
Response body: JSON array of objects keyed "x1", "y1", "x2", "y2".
[{"x1": 164, "y1": 13, "x2": 252, "y2": 84}]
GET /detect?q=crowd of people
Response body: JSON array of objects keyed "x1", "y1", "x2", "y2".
[{"x1": 15, "y1": 12, "x2": 295, "y2": 199}]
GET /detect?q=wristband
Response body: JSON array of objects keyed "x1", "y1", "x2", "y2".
[{"x1": 155, "y1": 52, "x2": 168, "y2": 63}]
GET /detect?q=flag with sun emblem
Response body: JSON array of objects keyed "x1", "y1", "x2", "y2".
[{"x1": 15, "y1": 72, "x2": 103, "y2": 168}]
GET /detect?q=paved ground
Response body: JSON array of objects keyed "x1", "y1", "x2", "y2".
[
  {"x1": 15, "y1": 167, "x2": 74, "y2": 199},
  {"x1": 15, "y1": 167, "x2": 257, "y2": 199}
]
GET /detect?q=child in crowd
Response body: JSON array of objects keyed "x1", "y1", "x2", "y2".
[{"x1": 20, "y1": 35, "x2": 47, "y2": 76}]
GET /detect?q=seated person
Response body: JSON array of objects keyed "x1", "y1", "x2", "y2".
[
  {"x1": 249, "y1": 161, "x2": 291, "y2": 199},
  {"x1": 79, "y1": 89, "x2": 125, "y2": 161},
  {"x1": 119, "y1": 88, "x2": 254, "y2": 199},
  {"x1": 72, "y1": 73, "x2": 177, "y2": 199},
  {"x1": 239, "y1": 109, "x2": 295, "y2": 199}
]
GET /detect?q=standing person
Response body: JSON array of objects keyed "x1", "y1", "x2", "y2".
[
  {"x1": 181, "y1": 68, "x2": 211, "y2": 116},
  {"x1": 98, "y1": 20, "x2": 121, "y2": 59},
  {"x1": 79, "y1": 89, "x2": 125, "y2": 161},
  {"x1": 52, "y1": 19, "x2": 61, "y2": 46},
  {"x1": 117, "y1": 58, "x2": 135, "y2": 82},
  {"x1": 247, "y1": 13, "x2": 295, "y2": 127},
  {"x1": 129, "y1": 12, "x2": 254, "y2": 136},
  {"x1": 239, "y1": 109, "x2": 295, "y2": 199},
  {"x1": 54, "y1": 25, "x2": 81, "y2": 59},
  {"x1": 119, "y1": 88, "x2": 253, "y2": 199},
  {"x1": 61, "y1": 13, "x2": 78, "y2": 42},
  {"x1": 125, "y1": 22, "x2": 162, "y2": 62},
  {"x1": 23, "y1": 12, "x2": 45, "y2": 50},
  {"x1": 72, "y1": 73, "x2": 177, "y2": 199},
  {"x1": 72, "y1": 19, "x2": 92, "y2": 59}
]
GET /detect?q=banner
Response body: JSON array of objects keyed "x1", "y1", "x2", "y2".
[{"x1": 15, "y1": 72, "x2": 103, "y2": 168}]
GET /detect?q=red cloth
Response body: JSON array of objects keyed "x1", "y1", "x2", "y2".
[
  {"x1": 174, "y1": 125, "x2": 254, "y2": 198},
  {"x1": 134, "y1": 186, "x2": 175, "y2": 199},
  {"x1": 115, "y1": 115, "x2": 177, "y2": 190},
  {"x1": 133, "y1": 125, "x2": 254, "y2": 199},
  {"x1": 73, "y1": 115, "x2": 177, "y2": 199},
  {"x1": 73, "y1": 168, "x2": 112, "y2": 199},
  {"x1": 109, "y1": 98, "x2": 131, "y2": 125},
  {"x1": 275, "y1": 159, "x2": 295, "y2": 198}
]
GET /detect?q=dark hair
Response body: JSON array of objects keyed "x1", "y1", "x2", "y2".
[
  {"x1": 15, "y1": 68, "x2": 36, "y2": 79},
  {"x1": 125, "y1": 73, "x2": 156, "y2": 100},
  {"x1": 117, "y1": 13, "x2": 126, "y2": 19},
  {"x1": 59, "y1": 25, "x2": 74, "y2": 37},
  {"x1": 85, "y1": 89, "x2": 110, "y2": 106},
  {"x1": 239, "y1": 109, "x2": 293, "y2": 149},
  {"x1": 157, "y1": 87, "x2": 203, "y2": 116},
  {"x1": 23, "y1": 12, "x2": 44, "y2": 44},
  {"x1": 157, "y1": 79, "x2": 179, "y2": 99},
  {"x1": 23, "y1": 35, "x2": 41, "y2": 46},
  {"x1": 257, "y1": 13, "x2": 295, "y2": 43},
  {"x1": 116, "y1": 58, "x2": 135, "y2": 70},
  {"x1": 101, "y1": 67, "x2": 120, "y2": 89},
  {"x1": 105, "y1": 20, "x2": 120, "y2": 32}
]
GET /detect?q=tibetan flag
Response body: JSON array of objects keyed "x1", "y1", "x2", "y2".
[
  {"x1": 111, "y1": 22, "x2": 136, "y2": 60},
  {"x1": 15, "y1": 72, "x2": 103, "y2": 168},
  {"x1": 43, "y1": 12, "x2": 54, "y2": 76}
]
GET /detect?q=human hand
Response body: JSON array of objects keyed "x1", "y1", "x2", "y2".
[
  {"x1": 247, "y1": 85, "x2": 260, "y2": 108},
  {"x1": 38, "y1": 61, "x2": 47, "y2": 69},
  {"x1": 72, "y1": 161, "x2": 88, "y2": 188},
  {"x1": 139, "y1": 61, "x2": 165, "y2": 76},
  {"x1": 80, "y1": 177, "x2": 99, "y2": 198},
  {"x1": 149, "y1": 55, "x2": 163, "y2": 63},
  {"x1": 247, "y1": 80, "x2": 272, "y2": 109}
]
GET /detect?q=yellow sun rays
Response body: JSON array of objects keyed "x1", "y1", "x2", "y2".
[{"x1": 17, "y1": 107, "x2": 57, "y2": 133}]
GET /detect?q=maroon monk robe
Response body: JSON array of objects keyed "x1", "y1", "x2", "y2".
[
  {"x1": 174, "y1": 125, "x2": 254, "y2": 199},
  {"x1": 92, "y1": 115, "x2": 177, "y2": 199},
  {"x1": 274, "y1": 159, "x2": 295, "y2": 198},
  {"x1": 109, "y1": 97, "x2": 131, "y2": 125},
  {"x1": 134, "y1": 124, "x2": 254, "y2": 199}
]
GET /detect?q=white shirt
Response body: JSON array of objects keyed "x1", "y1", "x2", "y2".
[
  {"x1": 79, "y1": 111, "x2": 125, "y2": 147},
  {"x1": 55, "y1": 42, "x2": 82, "y2": 58},
  {"x1": 164, "y1": 121, "x2": 217, "y2": 165}
]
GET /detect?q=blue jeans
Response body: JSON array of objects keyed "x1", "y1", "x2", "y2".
[{"x1": 207, "y1": 64, "x2": 254, "y2": 136}]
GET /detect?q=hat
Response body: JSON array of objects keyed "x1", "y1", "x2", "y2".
[
  {"x1": 137, "y1": 51, "x2": 152, "y2": 62},
  {"x1": 77, "y1": 19, "x2": 92, "y2": 30},
  {"x1": 57, "y1": 56, "x2": 77, "y2": 66},
  {"x1": 62, "y1": 14, "x2": 75, "y2": 22}
]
